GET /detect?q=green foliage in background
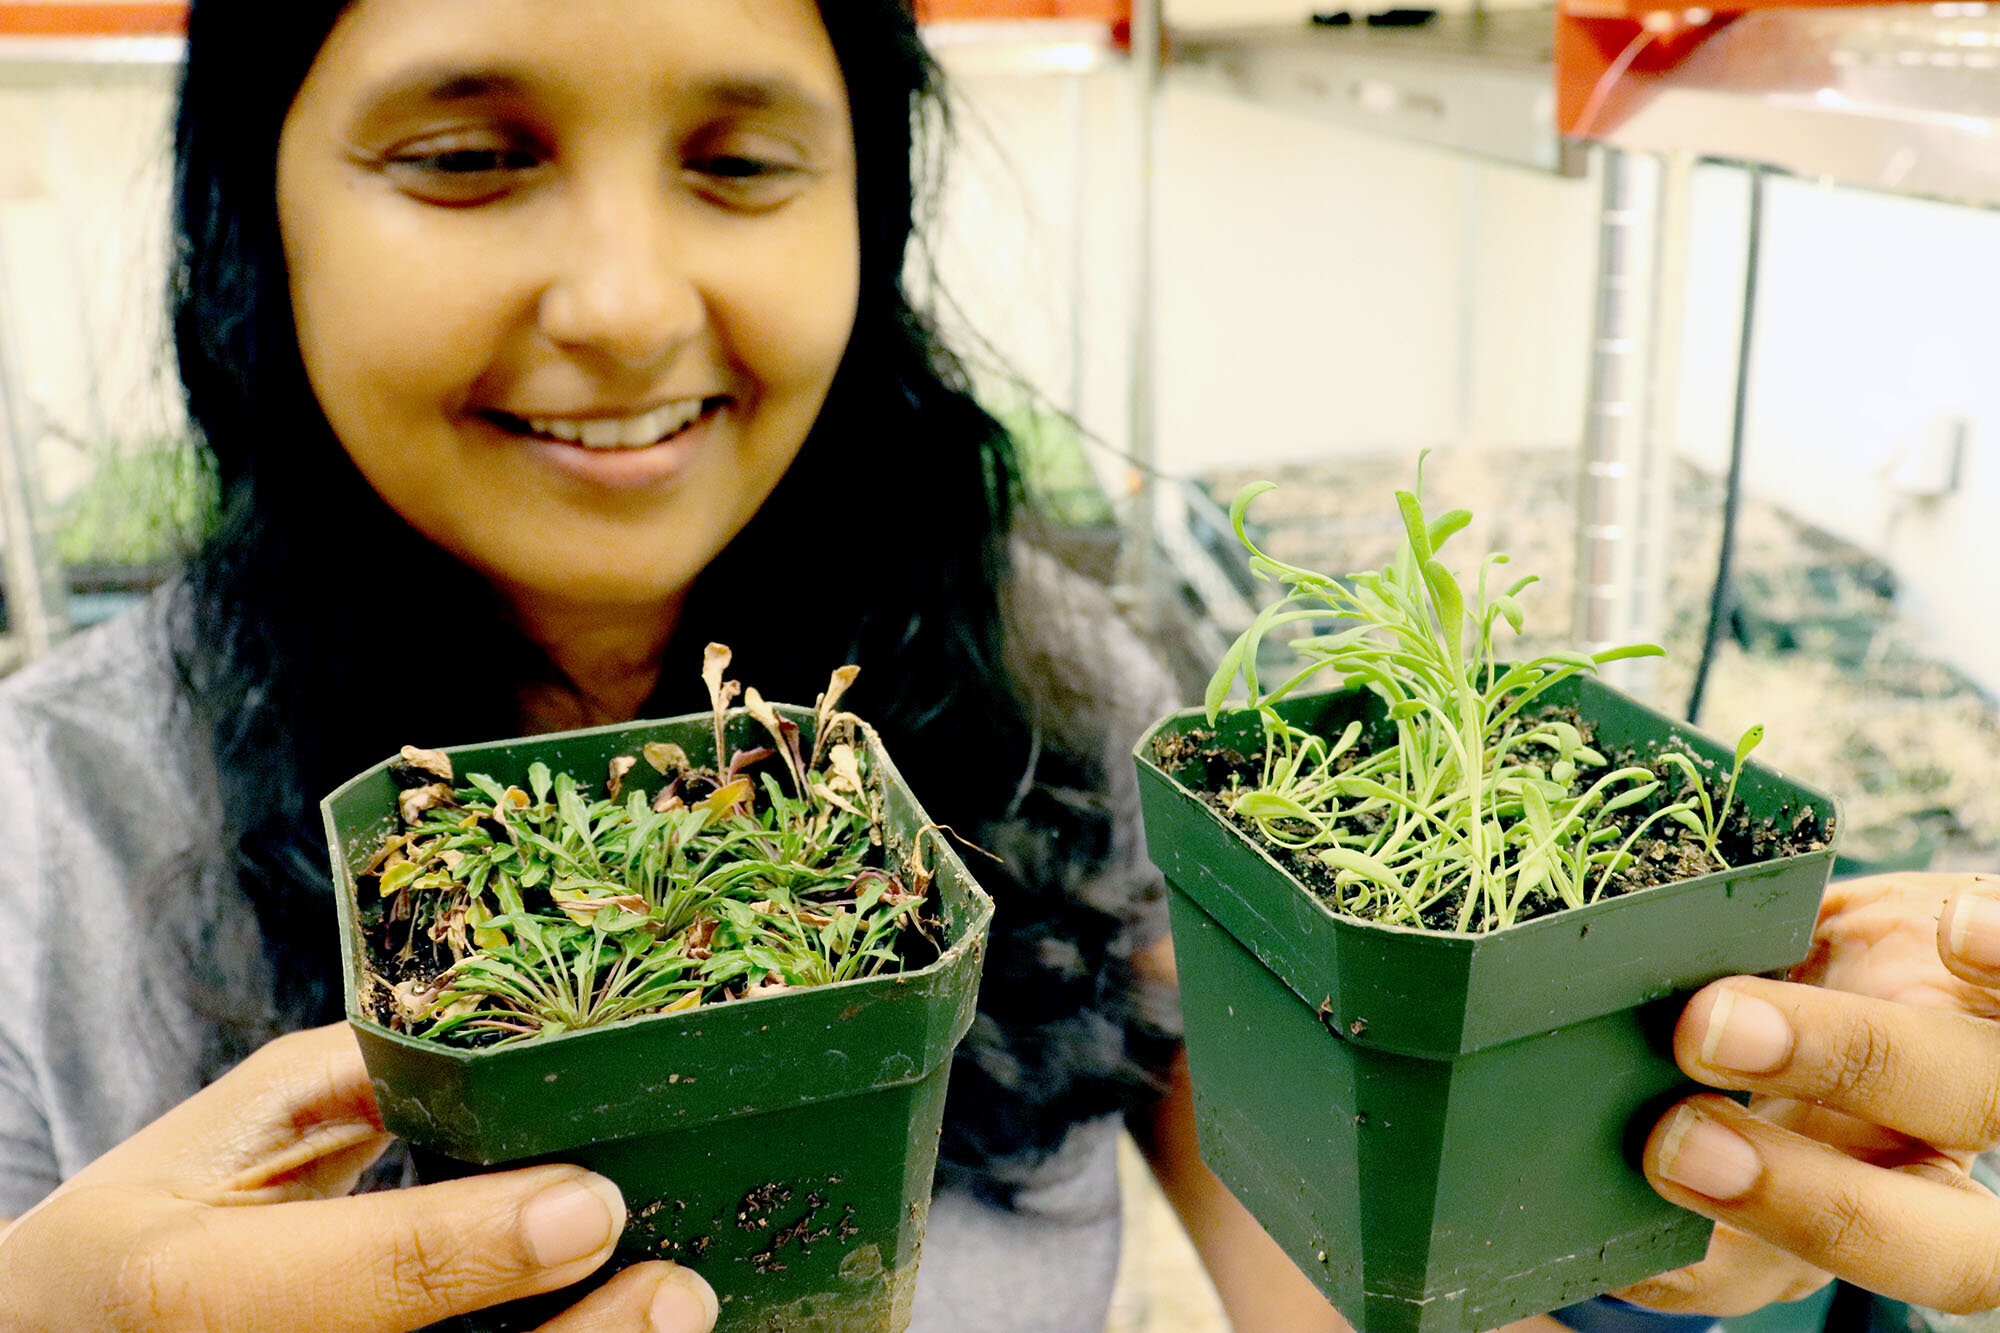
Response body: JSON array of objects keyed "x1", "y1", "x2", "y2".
[
  {"x1": 990, "y1": 399, "x2": 1117, "y2": 529},
  {"x1": 53, "y1": 436, "x2": 214, "y2": 567}
]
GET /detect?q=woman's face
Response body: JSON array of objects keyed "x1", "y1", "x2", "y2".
[{"x1": 276, "y1": 0, "x2": 859, "y2": 614}]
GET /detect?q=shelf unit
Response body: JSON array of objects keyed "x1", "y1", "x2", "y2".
[
  {"x1": 1160, "y1": 3, "x2": 2000, "y2": 686},
  {"x1": 1587, "y1": 3, "x2": 2000, "y2": 210},
  {"x1": 1170, "y1": 11, "x2": 1584, "y2": 176},
  {"x1": 0, "y1": 8, "x2": 185, "y2": 668}
]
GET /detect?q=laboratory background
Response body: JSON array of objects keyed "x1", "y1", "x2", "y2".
[{"x1": 2, "y1": 0, "x2": 1998, "y2": 1329}]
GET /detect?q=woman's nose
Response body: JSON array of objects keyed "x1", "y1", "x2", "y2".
[{"x1": 537, "y1": 188, "x2": 702, "y2": 373}]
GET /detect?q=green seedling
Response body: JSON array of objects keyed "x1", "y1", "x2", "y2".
[
  {"x1": 1654, "y1": 724, "x2": 1764, "y2": 870},
  {"x1": 1204, "y1": 458, "x2": 1762, "y2": 933},
  {"x1": 361, "y1": 646, "x2": 930, "y2": 1046}
]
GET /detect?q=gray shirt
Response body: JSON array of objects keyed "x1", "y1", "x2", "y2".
[{"x1": 0, "y1": 584, "x2": 1160, "y2": 1331}]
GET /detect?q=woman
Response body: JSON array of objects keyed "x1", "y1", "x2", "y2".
[
  {"x1": 0, "y1": 0, "x2": 1278, "y2": 1327},
  {"x1": 0, "y1": 0, "x2": 1995, "y2": 1330}
]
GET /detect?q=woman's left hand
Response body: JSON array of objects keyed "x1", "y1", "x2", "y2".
[{"x1": 1609, "y1": 873, "x2": 2000, "y2": 1317}]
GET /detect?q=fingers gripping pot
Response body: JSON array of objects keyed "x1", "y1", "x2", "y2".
[
  {"x1": 324, "y1": 707, "x2": 994, "y2": 1333},
  {"x1": 1135, "y1": 676, "x2": 1838, "y2": 1333}
]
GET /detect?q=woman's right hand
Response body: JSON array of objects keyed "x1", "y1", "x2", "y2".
[
  {"x1": 1616, "y1": 874, "x2": 2000, "y2": 1316},
  {"x1": 0, "y1": 1024, "x2": 718, "y2": 1333}
]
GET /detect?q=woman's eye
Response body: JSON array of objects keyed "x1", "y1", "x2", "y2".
[
  {"x1": 421, "y1": 147, "x2": 538, "y2": 174},
  {"x1": 383, "y1": 139, "x2": 545, "y2": 202},
  {"x1": 698, "y1": 155, "x2": 779, "y2": 180},
  {"x1": 685, "y1": 144, "x2": 809, "y2": 208}
]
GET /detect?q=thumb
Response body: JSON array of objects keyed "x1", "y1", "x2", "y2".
[
  {"x1": 1939, "y1": 885, "x2": 2000, "y2": 992},
  {"x1": 46, "y1": 1164, "x2": 629, "y2": 1332}
]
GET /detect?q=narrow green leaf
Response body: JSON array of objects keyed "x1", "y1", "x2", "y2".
[
  {"x1": 1317, "y1": 846, "x2": 1405, "y2": 889},
  {"x1": 1420, "y1": 557, "x2": 1464, "y2": 639},
  {"x1": 1396, "y1": 491, "x2": 1433, "y2": 562},
  {"x1": 1598, "y1": 781, "x2": 1661, "y2": 816},
  {"x1": 1229, "y1": 480, "x2": 1278, "y2": 541},
  {"x1": 1233, "y1": 791, "x2": 1320, "y2": 823},
  {"x1": 1205, "y1": 629, "x2": 1253, "y2": 724},
  {"x1": 1593, "y1": 643, "x2": 1665, "y2": 664},
  {"x1": 1427, "y1": 508, "x2": 1473, "y2": 550},
  {"x1": 1734, "y1": 724, "x2": 1765, "y2": 770}
]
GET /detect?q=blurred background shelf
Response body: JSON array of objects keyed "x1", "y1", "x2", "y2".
[
  {"x1": 1169, "y1": 11, "x2": 1582, "y2": 175},
  {"x1": 1585, "y1": 3, "x2": 2000, "y2": 210}
]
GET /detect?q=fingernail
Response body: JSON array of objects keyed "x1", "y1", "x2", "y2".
[
  {"x1": 1946, "y1": 894, "x2": 2000, "y2": 971},
  {"x1": 1657, "y1": 1106, "x2": 1762, "y2": 1200},
  {"x1": 649, "y1": 1269, "x2": 721, "y2": 1333},
  {"x1": 523, "y1": 1174, "x2": 625, "y2": 1268},
  {"x1": 1698, "y1": 986, "x2": 1793, "y2": 1073}
]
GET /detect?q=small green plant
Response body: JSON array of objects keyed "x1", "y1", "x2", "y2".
[
  {"x1": 359, "y1": 645, "x2": 934, "y2": 1045},
  {"x1": 1656, "y1": 724, "x2": 1764, "y2": 869},
  {"x1": 1204, "y1": 461, "x2": 1762, "y2": 933}
]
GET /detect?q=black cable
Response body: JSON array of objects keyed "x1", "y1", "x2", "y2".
[{"x1": 1687, "y1": 166, "x2": 1764, "y2": 726}]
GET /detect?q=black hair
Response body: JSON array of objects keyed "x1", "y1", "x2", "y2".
[{"x1": 169, "y1": 0, "x2": 1173, "y2": 1195}]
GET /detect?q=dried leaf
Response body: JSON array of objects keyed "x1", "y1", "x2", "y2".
[
  {"x1": 664, "y1": 990, "x2": 702, "y2": 1013},
  {"x1": 744, "y1": 688, "x2": 806, "y2": 792},
  {"x1": 681, "y1": 916, "x2": 718, "y2": 959},
  {"x1": 643, "y1": 741, "x2": 688, "y2": 775},
  {"x1": 702, "y1": 642, "x2": 732, "y2": 699},
  {"x1": 550, "y1": 889, "x2": 652, "y2": 925},
  {"x1": 723, "y1": 745, "x2": 775, "y2": 781},
  {"x1": 378, "y1": 861, "x2": 419, "y2": 897},
  {"x1": 362, "y1": 833, "x2": 410, "y2": 876},
  {"x1": 702, "y1": 644, "x2": 740, "y2": 767},
  {"x1": 818, "y1": 666, "x2": 860, "y2": 723},
  {"x1": 652, "y1": 783, "x2": 685, "y2": 813},
  {"x1": 744, "y1": 687, "x2": 783, "y2": 737},
  {"x1": 390, "y1": 978, "x2": 441, "y2": 1021},
  {"x1": 811, "y1": 780, "x2": 866, "y2": 820},
  {"x1": 810, "y1": 666, "x2": 861, "y2": 769},
  {"x1": 467, "y1": 900, "x2": 507, "y2": 951},
  {"x1": 399, "y1": 783, "x2": 457, "y2": 826},
  {"x1": 827, "y1": 743, "x2": 865, "y2": 798},
  {"x1": 398, "y1": 745, "x2": 454, "y2": 782},
  {"x1": 696, "y1": 777, "x2": 753, "y2": 817},
  {"x1": 608, "y1": 755, "x2": 637, "y2": 800}
]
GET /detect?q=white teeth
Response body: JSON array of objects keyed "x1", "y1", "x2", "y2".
[{"x1": 525, "y1": 399, "x2": 708, "y2": 450}]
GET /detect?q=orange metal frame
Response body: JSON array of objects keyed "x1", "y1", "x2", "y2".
[
  {"x1": 1556, "y1": 0, "x2": 1906, "y2": 138},
  {"x1": 0, "y1": 2, "x2": 1123, "y2": 39},
  {"x1": 915, "y1": 0, "x2": 1126, "y2": 18},
  {"x1": 0, "y1": 2, "x2": 188, "y2": 35}
]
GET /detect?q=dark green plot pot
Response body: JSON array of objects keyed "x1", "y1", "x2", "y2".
[
  {"x1": 1135, "y1": 676, "x2": 1837, "y2": 1333},
  {"x1": 323, "y1": 707, "x2": 993, "y2": 1333}
]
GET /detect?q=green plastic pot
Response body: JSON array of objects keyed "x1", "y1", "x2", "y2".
[
  {"x1": 1135, "y1": 675, "x2": 1838, "y2": 1333},
  {"x1": 323, "y1": 707, "x2": 994, "y2": 1333}
]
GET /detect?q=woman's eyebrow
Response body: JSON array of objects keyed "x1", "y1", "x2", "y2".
[
  {"x1": 352, "y1": 64, "x2": 838, "y2": 122},
  {"x1": 692, "y1": 74, "x2": 840, "y2": 124},
  {"x1": 342, "y1": 63, "x2": 533, "y2": 134},
  {"x1": 364, "y1": 64, "x2": 531, "y2": 108}
]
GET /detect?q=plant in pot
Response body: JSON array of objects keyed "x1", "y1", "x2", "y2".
[
  {"x1": 323, "y1": 646, "x2": 995, "y2": 1333},
  {"x1": 1134, "y1": 472, "x2": 1837, "y2": 1333}
]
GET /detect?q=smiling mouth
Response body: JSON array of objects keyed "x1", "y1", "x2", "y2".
[{"x1": 485, "y1": 397, "x2": 726, "y2": 450}]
